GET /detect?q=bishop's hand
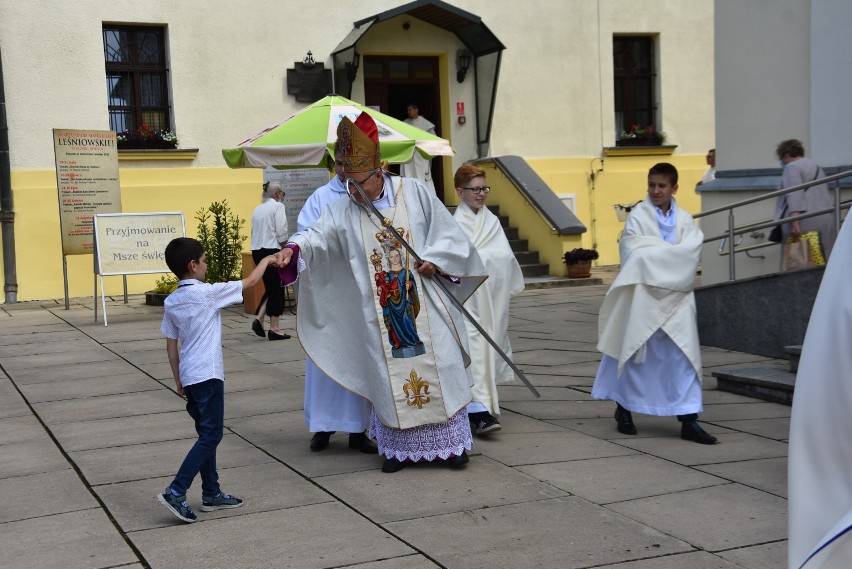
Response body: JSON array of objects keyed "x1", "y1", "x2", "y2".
[{"x1": 274, "y1": 248, "x2": 294, "y2": 268}]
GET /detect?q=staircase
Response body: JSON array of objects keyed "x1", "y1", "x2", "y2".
[
  {"x1": 493, "y1": 206, "x2": 549, "y2": 277},
  {"x1": 712, "y1": 345, "x2": 800, "y2": 406}
]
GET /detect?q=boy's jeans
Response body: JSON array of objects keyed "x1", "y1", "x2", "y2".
[{"x1": 170, "y1": 378, "x2": 224, "y2": 497}]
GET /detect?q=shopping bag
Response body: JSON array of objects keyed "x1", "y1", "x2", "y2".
[
  {"x1": 781, "y1": 232, "x2": 823, "y2": 271},
  {"x1": 800, "y1": 230, "x2": 826, "y2": 266}
]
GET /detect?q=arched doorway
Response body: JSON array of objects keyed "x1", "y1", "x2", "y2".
[{"x1": 363, "y1": 55, "x2": 445, "y2": 200}]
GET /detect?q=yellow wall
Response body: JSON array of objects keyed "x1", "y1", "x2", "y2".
[{"x1": 12, "y1": 166, "x2": 262, "y2": 301}]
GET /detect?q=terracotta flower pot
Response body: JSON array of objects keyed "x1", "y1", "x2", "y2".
[{"x1": 566, "y1": 260, "x2": 592, "y2": 278}]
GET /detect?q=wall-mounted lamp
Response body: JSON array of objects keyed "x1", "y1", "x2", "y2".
[
  {"x1": 456, "y1": 49, "x2": 471, "y2": 83},
  {"x1": 346, "y1": 50, "x2": 360, "y2": 83},
  {"x1": 302, "y1": 50, "x2": 315, "y2": 68}
]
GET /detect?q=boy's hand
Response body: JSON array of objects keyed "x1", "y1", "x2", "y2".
[{"x1": 174, "y1": 378, "x2": 185, "y2": 397}]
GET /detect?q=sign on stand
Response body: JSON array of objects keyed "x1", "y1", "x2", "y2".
[
  {"x1": 52, "y1": 128, "x2": 123, "y2": 308},
  {"x1": 93, "y1": 212, "x2": 185, "y2": 325},
  {"x1": 264, "y1": 166, "x2": 331, "y2": 234}
]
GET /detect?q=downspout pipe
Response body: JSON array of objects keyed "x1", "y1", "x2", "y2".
[{"x1": 0, "y1": 46, "x2": 17, "y2": 303}]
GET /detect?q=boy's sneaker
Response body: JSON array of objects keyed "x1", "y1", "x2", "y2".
[
  {"x1": 471, "y1": 412, "x2": 502, "y2": 435},
  {"x1": 156, "y1": 489, "x2": 197, "y2": 523},
  {"x1": 200, "y1": 492, "x2": 243, "y2": 512}
]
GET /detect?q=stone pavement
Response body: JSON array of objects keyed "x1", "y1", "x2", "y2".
[{"x1": 0, "y1": 283, "x2": 790, "y2": 569}]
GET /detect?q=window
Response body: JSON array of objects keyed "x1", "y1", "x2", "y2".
[
  {"x1": 613, "y1": 36, "x2": 657, "y2": 140},
  {"x1": 103, "y1": 25, "x2": 170, "y2": 134}
]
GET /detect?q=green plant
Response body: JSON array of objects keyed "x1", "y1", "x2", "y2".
[
  {"x1": 563, "y1": 248, "x2": 600, "y2": 265},
  {"x1": 152, "y1": 274, "x2": 179, "y2": 294},
  {"x1": 195, "y1": 200, "x2": 247, "y2": 283},
  {"x1": 620, "y1": 124, "x2": 666, "y2": 144}
]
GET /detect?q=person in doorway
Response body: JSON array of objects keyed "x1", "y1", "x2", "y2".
[
  {"x1": 276, "y1": 112, "x2": 487, "y2": 473},
  {"x1": 400, "y1": 102, "x2": 436, "y2": 193},
  {"x1": 452, "y1": 164, "x2": 524, "y2": 435},
  {"x1": 250, "y1": 180, "x2": 290, "y2": 340},
  {"x1": 592, "y1": 163, "x2": 717, "y2": 445},
  {"x1": 695, "y1": 148, "x2": 715, "y2": 188},
  {"x1": 295, "y1": 148, "x2": 376, "y2": 454},
  {"x1": 773, "y1": 138, "x2": 837, "y2": 261}
]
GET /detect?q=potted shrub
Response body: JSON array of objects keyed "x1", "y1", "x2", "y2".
[
  {"x1": 563, "y1": 248, "x2": 599, "y2": 278},
  {"x1": 145, "y1": 275, "x2": 178, "y2": 306},
  {"x1": 195, "y1": 200, "x2": 247, "y2": 283},
  {"x1": 144, "y1": 200, "x2": 246, "y2": 306}
]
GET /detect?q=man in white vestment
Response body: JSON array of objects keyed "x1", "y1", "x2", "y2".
[
  {"x1": 592, "y1": 162, "x2": 716, "y2": 444},
  {"x1": 276, "y1": 112, "x2": 487, "y2": 473},
  {"x1": 788, "y1": 217, "x2": 852, "y2": 568},
  {"x1": 695, "y1": 148, "x2": 715, "y2": 188},
  {"x1": 295, "y1": 147, "x2": 376, "y2": 454},
  {"x1": 400, "y1": 103, "x2": 436, "y2": 193},
  {"x1": 452, "y1": 164, "x2": 524, "y2": 435}
]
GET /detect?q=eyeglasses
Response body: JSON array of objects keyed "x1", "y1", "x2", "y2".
[
  {"x1": 462, "y1": 186, "x2": 490, "y2": 195},
  {"x1": 347, "y1": 169, "x2": 379, "y2": 187}
]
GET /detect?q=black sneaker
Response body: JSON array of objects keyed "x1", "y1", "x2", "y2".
[
  {"x1": 157, "y1": 489, "x2": 197, "y2": 523},
  {"x1": 200, "y1": 492, "x2": 243, "y2": 512},
  {"x1": 471, "y1": 412, "x2": 501, "y2": 435}
]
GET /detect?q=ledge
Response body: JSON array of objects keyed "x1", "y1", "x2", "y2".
[
  {"x1": 603, "y1": 145, "x2": 677, "y2": 157},
  {"x1": 118, "y1": 148, "x2": 199, "y2": 161}
]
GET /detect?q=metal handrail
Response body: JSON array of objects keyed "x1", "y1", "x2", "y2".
[{"x1": 693, "y1": 168, "x2": 852, "y2": 281}]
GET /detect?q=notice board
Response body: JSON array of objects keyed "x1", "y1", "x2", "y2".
[{"x1": 93, "y1": 212, "x2": 185, "y2": 276}]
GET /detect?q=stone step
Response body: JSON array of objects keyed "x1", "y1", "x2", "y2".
[
  {"x1": 712, "y1": 366, "x2": 796, "y2": 405},
  {"x1": 508, "y1": 239, "x2": 529, "y2": 252},
  {"x1": 514, "y1": 250, "x2": 540, "y2": 265},
  {"x1": 504, "y1": 226, "x2": 519, "y2": 240},
  {"x1": 520, "y1": 263, "x2": 549, "y2": 277},
  {"x1": 784, "y1": 345, "x2": 802, "y2": 372},
  {"x1": 524, "y1": 275, "x2": 605, "y2": 289}
]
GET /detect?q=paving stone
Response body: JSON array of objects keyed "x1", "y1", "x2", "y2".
[
  {"x1": 0, "y1": 414, "x2": 47, "y2": 445},
  {"x1": 97, "y1": 462, "x2": 333, "y2": 532},
  {"x1": 71, "y1": 433, "x2": 275, "y2": 485},
  {"x1": 17, "y1": 372, "x2": 159, "y2": 403},
  {"x1": 608, "y1": 484, "x2": 787, "y2": 551},
  {"x1": 615, "y1": 432, "x2": 788, "y2": 466},
  {"x1": 319, "y1": 455, "x2": 567, "y2": 523},
  {"x1": 131, "y1": 502, "x2": 413, "y2": 569},
  {"x1": 695, "y1": 457, "x2": 788, "y2": 498},
  {"x1": 713, "y1": 417, "x2": 790, "y2": 440},
  {"x1": 501, "y1": 398, "x2": 615, "y2": 420},
  {"x1": 0, "y1": 508, "x2": 138, "y2": 569},
  {"x1": 0, "y1": 437, "x2": 70, "y2": 478},
  {"x1": 552, "y1": 415, "x2": 731, "y2": 441},
  {"x1": 0, "y1": 335, "x2": 97, "y2": 357},
  {"x1": 475, "y1": 430, "x2": 636, "y2": 466},
  {"x1": 226, "y1": 385, "x2": 303, "y2": 418},
  {"x1": 486, "y1": 409, "x2": 567, "y2": 434},
  {"x1": 227, "y1": 411, "x2": 382, "y2": 478},
  {"x1": 0, "y1": 468, "x2": 97, "y2": 523},
  {"x1": 497, "y1": 384, "x2": 594, "y2": 402},
  {"x1": 8, "y1": 358, "x2": 143, "y2": 385},
  {"x1": 384, "y1": 497, "x2": 693, "y2": 569},
  {"x1": 50, "y1": 410, "x2": 192, "y2": 451},
  {"x1": 33, "y1": 389, "x2": 182, "y2": 424},
  {"x1": 513, "y1": 348, "x2": 603, "y2": 366},
  {"x1": 0, "y1": 348, "x2": 122, "y2": 372},
  {"x1": 346, "y1": 556, "x2": 441, "y2": 569},
  {"x1": 716, "y1": 541, "x2": 788, "y2": 569},
  {"x1": 519, "y1": 454, "x2": 728, "y2": 504},
  {"x1": 700, "y1": 401, "x2": 791, "y2": 421},
  {"x1": 591, "y1": 551, "x2": 743, "y2": 568},
  {"x1": 0, "y1": 393, "x2": 31, "y2": 419}
]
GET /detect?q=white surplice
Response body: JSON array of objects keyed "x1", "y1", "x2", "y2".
[
  {"x1": 296, "y1": 174, "x2": 372, "y2": 433},
  {"x1": 453, "y1": 201, "x2": 524, "y2": 415},
  {"x1": 788, "y1": 218, "x2": 852, "y2": 568},
  {"x1": 592, "y1": 197, "x2": 704, "y2": 416},
  {"x1": 400, "y1": 115, "x2": 436, "y2": 193},
  {"x1": 283, "y1": 175, "x2": 487, "y2": 430}
]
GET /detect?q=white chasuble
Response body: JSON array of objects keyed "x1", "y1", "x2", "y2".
[{"x1": 285, "y1": 176, "x2": 487, "y2": 430}]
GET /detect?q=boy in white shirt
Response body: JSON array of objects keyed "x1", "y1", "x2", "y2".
[{"x1": 156, "y1": 237, "x2": 277, "y2": 523}]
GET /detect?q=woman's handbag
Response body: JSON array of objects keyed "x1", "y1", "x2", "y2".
[
  {"x1": 768, "y1": 225, "x2": 783, "y2": 243},
  {"x1": 781, "y1": 231, "x2": 826, "y2": 271}
]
